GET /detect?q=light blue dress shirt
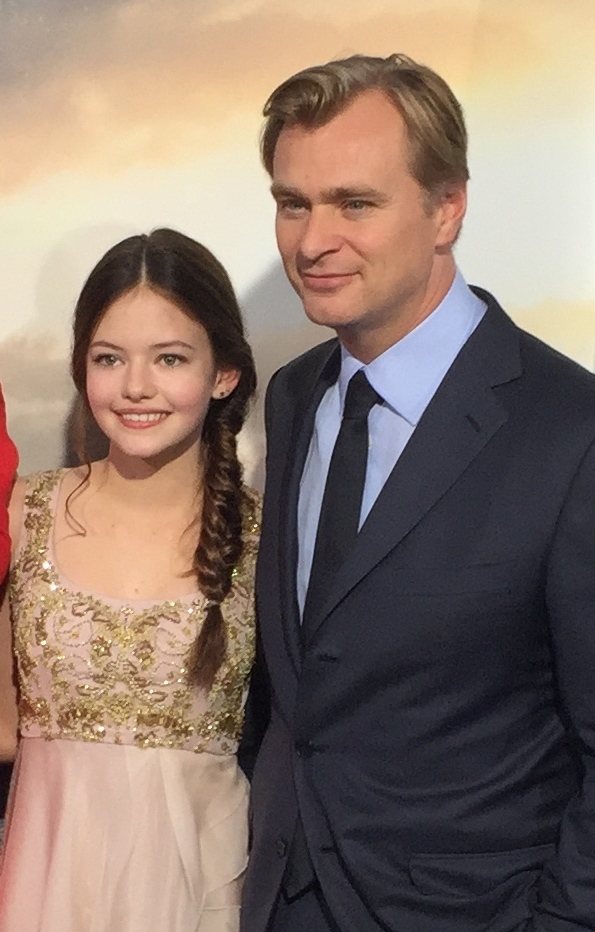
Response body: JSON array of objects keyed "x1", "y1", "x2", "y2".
[{"x1": 296, "y1": 269, "x2": 486, "y2": 613}]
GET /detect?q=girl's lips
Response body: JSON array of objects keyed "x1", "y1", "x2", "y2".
[{"x1": 116, "y1": 412, "x2": 169, "y2": 429}]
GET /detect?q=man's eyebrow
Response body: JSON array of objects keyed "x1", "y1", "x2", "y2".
[
  {"x1": 270, "y1": 183, "x2": 304, "y2": 200},
  {"x1": 324, "y1": 186, "x2": 387, "y2": 203},
  {"x1": 269, "y1": 183, "x2": 387, "y2": 204}
]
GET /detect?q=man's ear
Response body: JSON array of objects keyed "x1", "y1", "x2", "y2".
[{"x1": 434, "y1": 183, "x2": 467, "y2": 249}]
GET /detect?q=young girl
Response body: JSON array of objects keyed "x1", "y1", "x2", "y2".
[{"x1": 0, "y1": 229, "x2": 259, "y2": 932}]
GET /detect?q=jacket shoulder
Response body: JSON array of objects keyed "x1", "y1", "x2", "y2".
[
  {"x1": 473, "y1": 286, "x2": 595, "y2": 413},
  {"x1": 269, "y1": 338, "x2": 338, "y2": 395}
]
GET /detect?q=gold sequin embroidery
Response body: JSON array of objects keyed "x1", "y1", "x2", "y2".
[{"x1": 9, "y1": 470, "x2": 260, "y2": 755}]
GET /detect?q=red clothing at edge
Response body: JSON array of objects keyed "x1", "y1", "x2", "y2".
[{"x1": 0, "y1": 383, "x2": 18, "y2": 582}]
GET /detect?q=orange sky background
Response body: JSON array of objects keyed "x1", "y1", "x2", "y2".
[
  {"x1": 0, "y1": 0, "x2": 594, "y2": 477},
  {"x1": 1, "y1": 0, "x2": 594, "y2": 193}
]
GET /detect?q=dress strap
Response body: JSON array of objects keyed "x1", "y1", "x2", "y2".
[{"x1": 15, "y1": 470, "x2": 63, "y2": 566}]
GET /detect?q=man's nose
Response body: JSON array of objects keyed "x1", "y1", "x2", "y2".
[{"x1": 297, "y1": 207, "x2": 340, "y2": 262}]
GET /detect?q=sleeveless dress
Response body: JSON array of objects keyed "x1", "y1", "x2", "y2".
[{"x1": 0, "y1": 469, "x2": 260, "y2": 932}]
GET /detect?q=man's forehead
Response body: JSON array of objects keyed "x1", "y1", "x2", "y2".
[
  {"x1": 273, "y1": 99, "x2": 407, "y2": 177},
  {"x1": 272, "y1": 132, "x2": 409, "y2": 196}
]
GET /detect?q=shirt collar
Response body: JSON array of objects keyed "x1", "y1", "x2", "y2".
[{"x1": 338, "y1": 269, "x2": 486, "y2": 426}]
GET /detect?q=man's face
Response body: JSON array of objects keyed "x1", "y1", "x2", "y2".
[{"x1": 271, "y1": 89, "x2": 465, "y2": 361}]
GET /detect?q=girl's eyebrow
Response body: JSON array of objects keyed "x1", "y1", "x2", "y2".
[
  {"x1": 89, "y1": 340, "x2": 195, "y2": 351},
  {"x1": 151, "y1": 341, "x2": 195, "y2": 350}
]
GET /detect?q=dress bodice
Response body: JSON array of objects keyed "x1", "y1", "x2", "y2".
[{"x1": 10, "y1": 469, "x2": 260, "y2": 755}]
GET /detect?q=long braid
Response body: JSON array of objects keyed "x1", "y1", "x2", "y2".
[{"x1": 187, "y1": 382, "x2": 253, "y2": 690}]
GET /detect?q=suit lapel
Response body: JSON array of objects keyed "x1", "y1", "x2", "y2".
[
  {"x1": 302, "y1": 300, "x2": 524, "y2": 641},
  {"x1": 276, "y1": 343, "x2": 341, "y2": 670}
]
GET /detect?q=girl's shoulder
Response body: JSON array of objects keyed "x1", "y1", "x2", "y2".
[{"x1": 9, "y1": 466, "x2": 90, "y2": 556}]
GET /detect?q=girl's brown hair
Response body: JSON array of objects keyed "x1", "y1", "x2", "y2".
[{"x1": 70, "y1": 228, "x2": 257, "y2": 690}]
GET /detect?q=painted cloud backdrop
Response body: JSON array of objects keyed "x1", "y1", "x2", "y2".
[{"x1": 1, "y1": 0, "x2": 594, "y2": 481}]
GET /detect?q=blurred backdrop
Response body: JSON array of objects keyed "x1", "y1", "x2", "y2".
[{"x1": 1, "y1": 0, "x2": 594, "y2": 491}]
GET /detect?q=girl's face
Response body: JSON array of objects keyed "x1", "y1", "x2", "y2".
[{"x1": 86, "y1": 285, "x2": 239, "y2": 464}]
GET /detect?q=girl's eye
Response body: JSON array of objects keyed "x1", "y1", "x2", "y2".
[
  {"x1": 159, "y1": 354, "x2": 185, "y2": 367},
  {"x1": 92, "y1": 353, "x2": 120, "y2": 367}
]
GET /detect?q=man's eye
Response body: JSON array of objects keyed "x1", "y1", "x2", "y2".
[
  {"x1": 345, "y1": 200, "x2": 371, "y2": 212},
  {"x1": 278, "y1": 200, "x2": 306, "y2": 214}
]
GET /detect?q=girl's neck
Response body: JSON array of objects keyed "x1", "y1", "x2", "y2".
[{"x1": 93, "y1": 444, "x2": 204, "y2": 511}]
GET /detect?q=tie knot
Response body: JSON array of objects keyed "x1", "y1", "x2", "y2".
[{"x1": 342, "y1": 370, "x2": 382, "y2": 420}]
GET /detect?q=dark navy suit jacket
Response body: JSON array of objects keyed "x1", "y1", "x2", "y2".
[{"x1": 240, "y1": 290, "x2": 595, "y2": 931}]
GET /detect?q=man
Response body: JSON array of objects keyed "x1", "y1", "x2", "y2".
[{"x1": 241, "y1": 53, "x2": 595, "y2": 931}]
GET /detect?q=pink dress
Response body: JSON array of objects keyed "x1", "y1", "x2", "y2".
[{"x1": 0, "y1": 470, "x2": 260, "y2": 932}]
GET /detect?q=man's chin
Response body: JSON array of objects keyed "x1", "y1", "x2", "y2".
[{"x1": 302, "y1": 299, "x2": 355, "y2": 331}]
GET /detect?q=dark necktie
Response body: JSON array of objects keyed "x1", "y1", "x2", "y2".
[
  {"x1": 282, "y1": 370, "x2": 381, "y2": 903},
  {"x1": 302, "y1": 368, "x2": 382, "y2": 637}
]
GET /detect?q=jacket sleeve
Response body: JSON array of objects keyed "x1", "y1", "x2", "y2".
[
  {"x1": 532, "y1": 436, "x2": 595, "y2": 929},
  {"x1": 237, "y1": 624, "x2": 271, "y2": 781},
  {"x1": 237, "y1": 373, "x2": 279, "y2": 780}
]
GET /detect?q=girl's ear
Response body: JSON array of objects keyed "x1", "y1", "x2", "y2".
[{"x1": 211, "y1": 368, "x2": 241, "y2": 400}]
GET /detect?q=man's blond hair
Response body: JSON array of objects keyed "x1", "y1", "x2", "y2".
[{"x1": 261, "y1": 53, "x2": 469, "y2": 199}]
